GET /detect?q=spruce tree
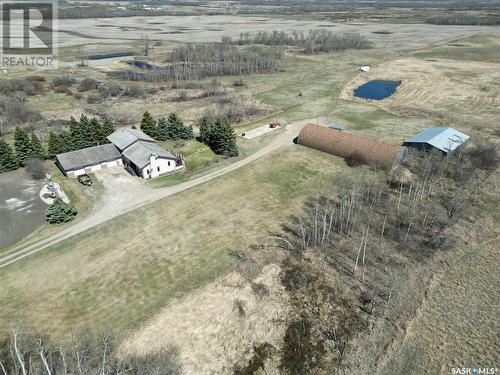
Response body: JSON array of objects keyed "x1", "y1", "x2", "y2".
[
  {"x1": 210, "y1": 120, "x2": 239, "y2": 157},
  {"x1": 68, "y1": 116, "x2": 81, "y2": 150},
  {"x1": 199, "y1": 116, "x2": 212, "y2": 145},
  {"x1": 13, "y1": 127, "x2": 32, "y2": 165},
  {"x1": 140, "y1": 111, "x2": 158, "y2": 139},
  {"x1": 47, "y1": 131, "x2": 62, "y2": 158},
  {"x1": 0, "y1": 138, "x2": 18, "y2": 173},
  {"x1": 89, "y1": 117, "x2": 103, "y2": 146},
  {"x1": 100, "y1": 119, "x2": 115, "y2": 144},
  {"x1": 30, "y1": 133, "x2": 45, "y2": 159},
  {"x1": 45, "y1": 198, "x2": 78, "y2": 224},
  {"x1": 79, "y1": 115, "x2": 94, "y2": 149},
  {"x1": 157, "y1": 117, "x2": 169, "y2": 141}
]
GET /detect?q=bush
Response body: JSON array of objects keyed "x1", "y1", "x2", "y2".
[
  {"x1": 54, "y1": 85, "x2": 72, "y2": 95},
  {"x1": 78, "y1": 77, "x2": 98, "y2": 92},
  {"x1": 124, "y1": 84, "x2": 145, "y2": 98},
  {"x1": 25, "y1": 158, "x2": 47, "y2": 179},
  {"x1": 467, "y1": 142, "x2": 498, "y2": 172},
  {"x1": 52, "y1": 75, "x2": 76, "y2": 87},
  {"x1": 86, "y1": 93, "x2": 101, "y2": 103},
  {"x1": 0, "y1": 95, "x2": 42, "y2": 125},
  {"x1": 45, "y1": 198, "x2": 78, "y2": 224}
]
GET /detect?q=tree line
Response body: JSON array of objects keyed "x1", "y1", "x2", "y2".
[
  {"x1": 139, "y1": 111, "x2": 239, "y2": 158},
  {"x1": 0, "y1": 328, "x2": 182, "y2": 375},
  {"x1": 426, "y1": 15, "x2": 500, "y2": 25},
  {"x1": 121, "y1": 44, "x2": 283, "y2": 82},
  {"x1": 0, "y1": 116, "x2": 115, "y2": 175},
  {"x1": 222, "y1": 30, "x2": 372, "y2": 54}
]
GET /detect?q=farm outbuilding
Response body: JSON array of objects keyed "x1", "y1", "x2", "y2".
[
  {"x1": 56, "y1": 144, "x2": 123, "y2": 177},
  {"x1": 403, "y1": 127, "x2": 469, "y2": 153},
  {"x1": 298, "y1": 123, "x2": 407, "y2": 169}
]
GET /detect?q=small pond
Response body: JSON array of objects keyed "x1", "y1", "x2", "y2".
[
  {"x1": 86, "y1": 52, "x2": 136, "y2": 60},
  {"x1": 354, "y1": 80, "x2": 401, "y2": 100},
  {"x1": 0, "y1": 169, "x2": 46, "y2": 249}
]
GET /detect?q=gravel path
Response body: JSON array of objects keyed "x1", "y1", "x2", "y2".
[{"x1": 0, "y1": 122, "x2": 306, "y2": 269}]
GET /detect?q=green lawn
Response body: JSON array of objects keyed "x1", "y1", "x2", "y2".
[{"x1": 156, "y1": 139, "x2": 221, "y2": 172}]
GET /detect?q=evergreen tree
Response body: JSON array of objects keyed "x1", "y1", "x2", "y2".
[
  {"x1": 199, "y1": 116, "x2": 212, "y2": 145},
  {"x1": 59, "y1": 131, "x2": 74, "y2": 153},
  {"x1": 140, "y1": 111, "x2": 158, "y2": 139},
  {"x1": 0, "y1": 138, "x2": 18, "y2": 173},
  {"x1": 210, "y1": 120, "x2": 239, "y2": 157},
  {"x1": 89, "y1": 117, "x2": 103, "y2": 146},
  {"x1": 47, "y1": 131, "x2": 63, "y2": 158},
  {"x1": 100, "y1": 119, "x2": 115, "y2": 144},
  {"x1": 45, "y1": 198, "x2": 78, "y2": 224},
  {"x1": 30, "y1": 133, "x2": 45, "y2": 159},
  {"x1": 157, "y1": 117, "x2": 169, "y2": 141},
  {"x1": 13, "y1": 127, "x2": 32, "y2": 165},
  {"x1": 68, "y1": 116, "x2": 82, "y2": 150}
]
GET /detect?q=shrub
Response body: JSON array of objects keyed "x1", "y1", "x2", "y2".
[
  {"x1": 45, "y1": 198, "x2": 78, "y2": 224},
  {"x1": 52, "y1": 75, "x2": 76, "y2": 87},
  {"x1": 25, "y1": 158, "x2": 47, "y2": 179},
  {"x1": 0, "y1": 96, "x2": 42, "y2": 125},
  {"x1": 467, "y1": 142, "x2": 498, "y2": 172},
  {"x1": 54, "y1": 85, "x2": 72, "y2": 95},
  {"x1": 78, "y1": 77, "x2": 98, "y2": 92},
  {"x1": 124, "y1": 84, "x2": 144, "y2": 98},
  {"x1": 86, "y1": 93, "x2": 101, "y2": 103}
]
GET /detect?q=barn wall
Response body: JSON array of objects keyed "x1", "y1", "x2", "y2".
[
  {"x1": 298, "y1": 124, "x2": 403, "y2": 169},
  {"x1": 64, "y1": 158, "x2": 122, "y2": 177},
  {"x1": 141, "y1": 157, "x2": 181, "y2": 180}
]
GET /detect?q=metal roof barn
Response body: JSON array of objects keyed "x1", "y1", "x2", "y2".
[{"x1": 403, "y1": 127, "x2": 469, "y2": 153}]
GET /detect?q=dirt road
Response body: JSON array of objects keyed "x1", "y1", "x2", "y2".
[{"x1": 0, "y1": 122, "x2": 306, "y2": 269}]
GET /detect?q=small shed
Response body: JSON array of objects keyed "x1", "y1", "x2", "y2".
[{"x1": 403, "y1": 127, "x2": 469, "y2": 153}]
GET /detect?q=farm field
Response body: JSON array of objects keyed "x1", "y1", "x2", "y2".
[{"x1": 1, "y1": 3, "x2": 499, "y2": 373}]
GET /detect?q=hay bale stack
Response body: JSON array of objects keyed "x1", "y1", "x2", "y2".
[{"x1": 298, "y1": 124, "x2": 403, "y2": 169}]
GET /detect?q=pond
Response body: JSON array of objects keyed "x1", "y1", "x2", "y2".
[
  {"x1": 354, "y1": 80, "x2": 401, "y2": 100},
  {"x1": 86, "y1": 52, "x2": 136, "y2": 60},
  {"x1": 0, "y1": 169, "x2": 47, "y2": 249}
]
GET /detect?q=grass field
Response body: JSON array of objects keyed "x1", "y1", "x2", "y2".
[{"x1": 0, "y1": 146, "x2": 346, "y2": 334}]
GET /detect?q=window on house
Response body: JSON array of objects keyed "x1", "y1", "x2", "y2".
[
  {"x1": 157, "y1": 166, "x2": 160, "y2": 172},
  {"x1": 168, "y1": 161, "x2": 171, "y2": 166}
]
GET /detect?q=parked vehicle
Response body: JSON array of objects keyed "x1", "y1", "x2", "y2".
[{"x1": 78, "y1": 174, "x2": 92, "y2": 186}]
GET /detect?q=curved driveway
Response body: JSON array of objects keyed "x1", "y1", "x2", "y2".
[{"x1": 0, "y1": 122, "x2": 305, "y2": 269}]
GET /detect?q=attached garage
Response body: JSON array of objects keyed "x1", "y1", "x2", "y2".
[{"x1": 56, "y1": 144, "x2": 122, "y2": 177}]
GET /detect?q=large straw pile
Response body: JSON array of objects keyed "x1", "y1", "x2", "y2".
[{"x1": 298, "y1": 124, "x2": 402, "y2": 169}]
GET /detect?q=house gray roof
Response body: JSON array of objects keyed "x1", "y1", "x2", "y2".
[
  {"x1": 107, "y1": 128, "x2": 154, "y2": 151},
  {"x1": 122, "y1": 141, "x2": 176, "y2": 170},
  {"x1": 56, "y1": 144, "x2": 121, "y2": 171},
  {"x1": 404, "y1": 127, "x2": 469, "y2": 153}
]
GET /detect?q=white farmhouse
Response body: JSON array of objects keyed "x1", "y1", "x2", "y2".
[{"x1": 56, "y1": 128, "x2": 184, "y2": 180}]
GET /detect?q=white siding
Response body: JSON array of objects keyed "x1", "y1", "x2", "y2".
[
  {"x1": 66, "y1": 158, "x2": 122, "y2": 177},
  {"x1": 141, "y1": 156, "x2": 182, "y2": 180}
]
